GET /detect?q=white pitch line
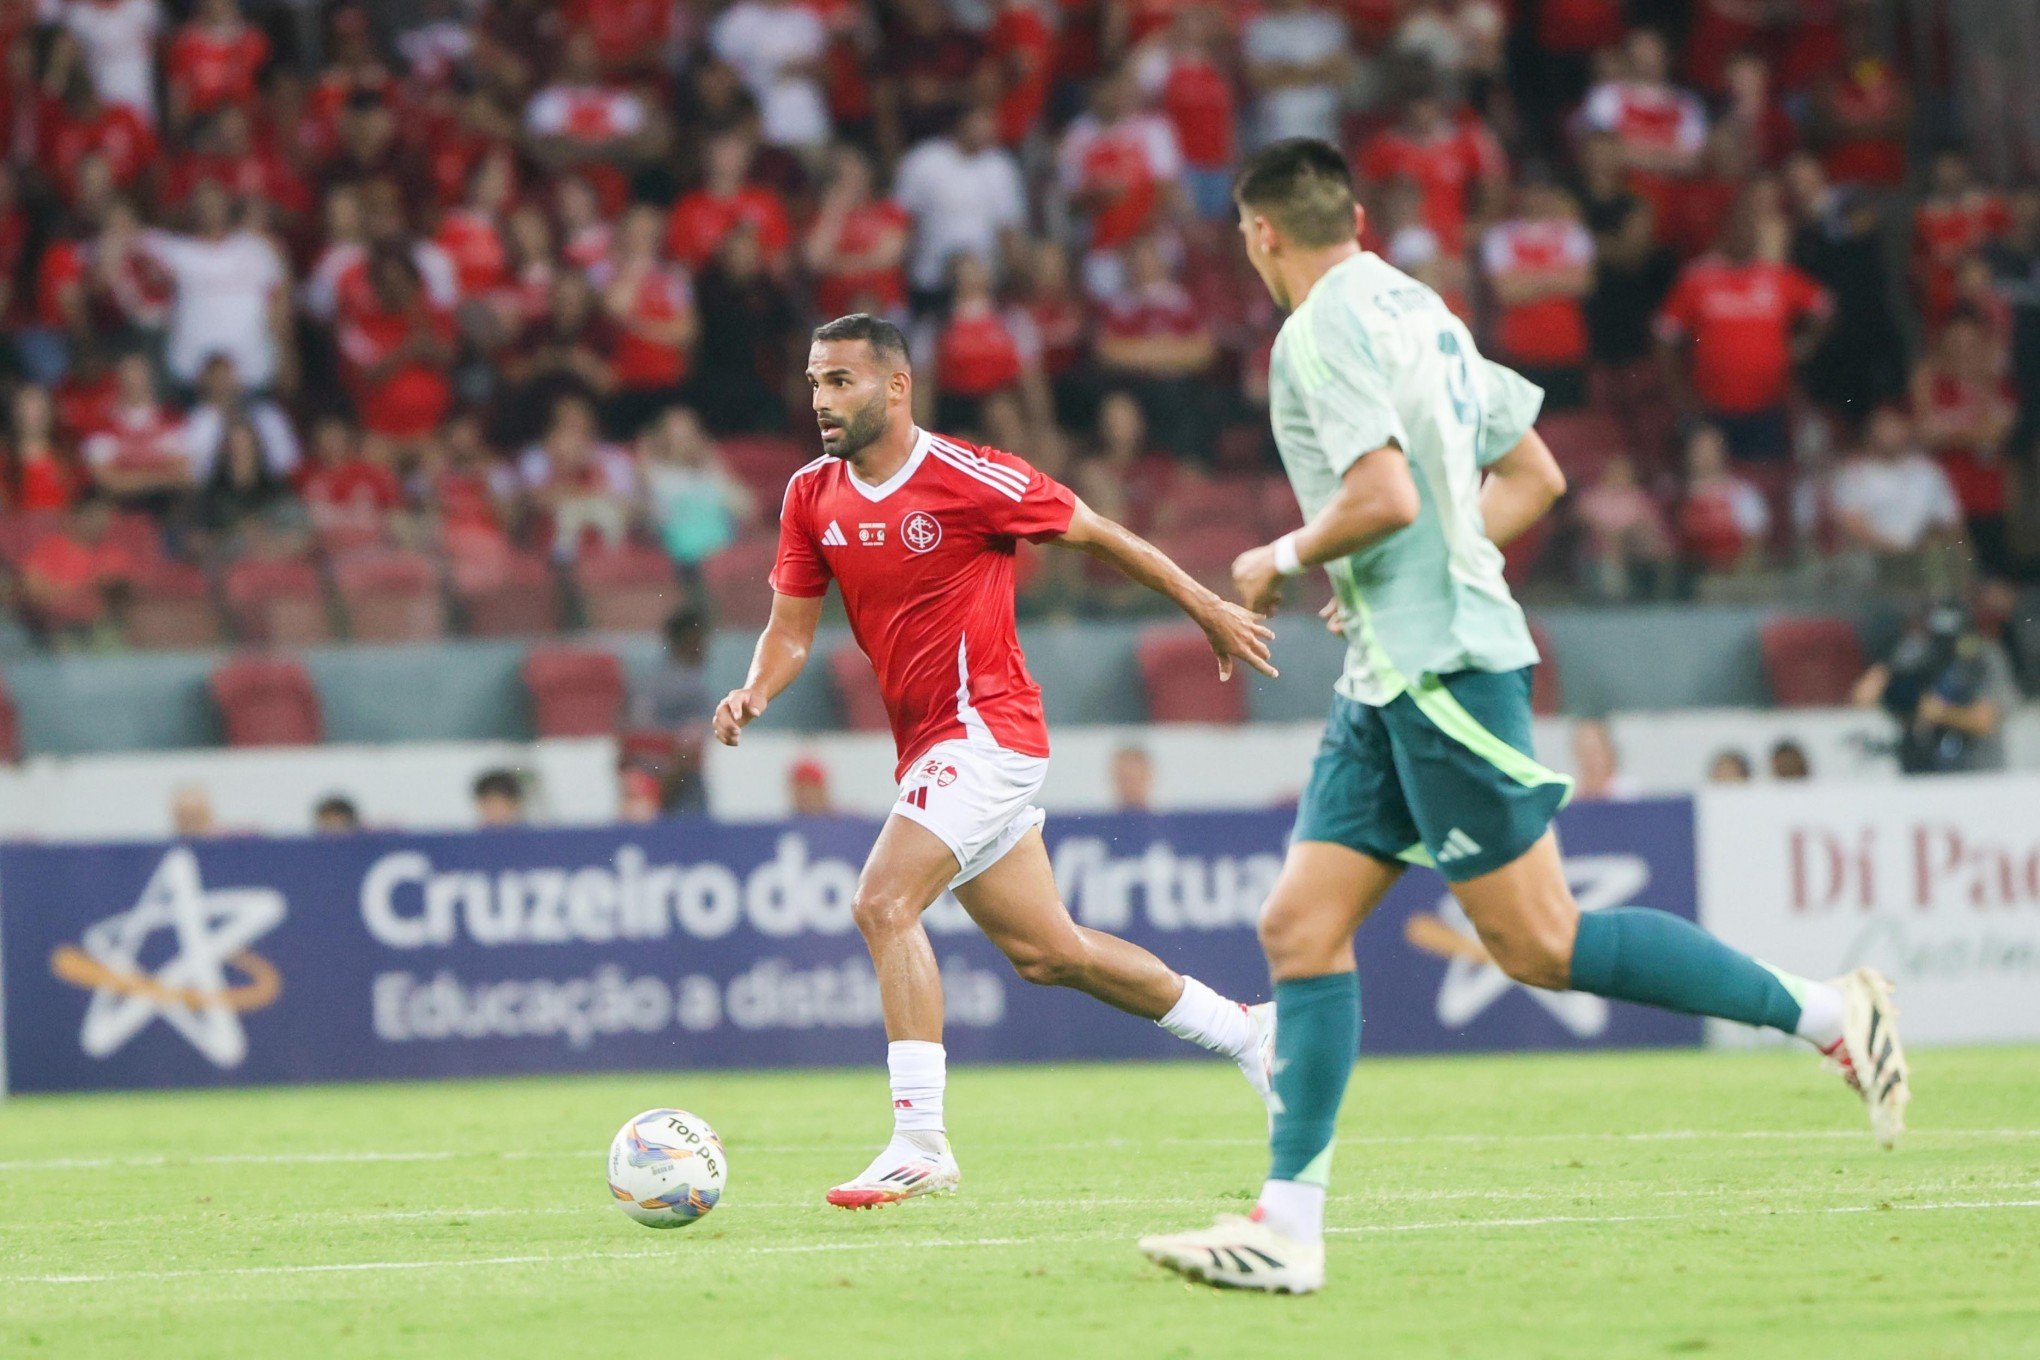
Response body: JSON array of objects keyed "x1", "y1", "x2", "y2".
[
  {"x1": 10, "y1": 1178, "x2": 2034, "y2": 1233},
  {"x1": 2, "y1": 1127, "x2": 2036, "y2": 1174},
  {"x1": 7, "y1": 1198, "x2": 2038, "y2": 1288}
]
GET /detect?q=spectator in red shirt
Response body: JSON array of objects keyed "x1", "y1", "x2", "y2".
[
  {"x1": 1015, "y1": 239, "x2": 1091, "y2": 426},
  {"x1": 664, "y1": 133, "x2": 793, "y2": 271},
  {"x1": 1808, "y1": 15, "x2": 1908, "y2": 189},
  {"x1": 990, "y1": 0, "x2": 1055, "y2": 148},
  {"x1": 1656, "y1": 195, "x2": 1832, "y2": 462},
  {"x1": 521, "y1": 30, "x2": 655, "y2": 178},
  {"x1": 1094, "y1": 234, "x2": 1217, "y2": 458},
  {"x1": 1913, "y1": 151, "x2": 2009, "y2": 334},
  {"x1": 593, "y1": 204, "x2": 699, "y2": 438},
  {"x1": 1056, "y1": 66, "x2": 1186, "y2": 295},
  {"x1": 1358, "y1": 81, "x2": 1507, "y2": 255},
  {"x1": 1676, "y1": 423, "x2": 1771, "y2": 574},
  {"x1": 166, "y1": 0, "x2": 270, "y2": 135},
  {"x1": 337, "y1": 248, "x2": 456, "y2": 445},
  {"x1": 1134, "y1": 4, "x2": 1238, "y2": 220},
  {"x1": 1574, "y1": 28, "x2": 1707, "y2": 227},
  {"x1": 20, "y1": 498, "x2": 133, "y2": 644},
  {"x1": 503, "y1": 270, "x2": 616, "y2": 446},
  {"x1": 302, "y1": 419, "x2": 405, "y2": 548},
  {"x1": 40, "y1": 66, "x2": 158, "y2": 208},
  {"x1": 934, "y1": 251, "x2": 1035, "y2": 436},
  {"x1": 1911, "y1": 310, "x2": 2017, "y2": 576},
  {"x1": 6, "y1": 385, "x2": 79, "y2": 514},
  {"x1": 803, "y1": 145, "x2": 910, "y2": 320},
  {"x1": 1718, "y1": 51, "x2": 1796, "y2": 171},
  {"x1": 1480, "y1": 182, "x2": 1595, "y2": 410},
  {"x1": 84, "y1": 353, "x2": 197, "y2": 514},
  {"x1": 433, "y1": 149, "x2": 515, "y2": 301}
]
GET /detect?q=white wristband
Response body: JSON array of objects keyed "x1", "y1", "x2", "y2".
[{"x1": 1272, "y1": 532, "x2": 1306, "y2": 578}]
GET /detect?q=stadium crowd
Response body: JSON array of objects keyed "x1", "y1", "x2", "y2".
[{"x1": 0, "y1": 0, "x2": 2033, "y2": 650}]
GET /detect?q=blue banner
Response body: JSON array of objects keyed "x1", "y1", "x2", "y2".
[{"x1": 0, "y1": 800, "x2": 1698, "y2": 1093}]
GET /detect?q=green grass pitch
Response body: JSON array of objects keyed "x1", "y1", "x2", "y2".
[{"x1": 2, "y1": 1046, "x2": 2036, "y2": 1359}]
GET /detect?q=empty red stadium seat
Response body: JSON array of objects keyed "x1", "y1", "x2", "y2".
[
  {"x1": 125, "y1": 560, "x2": 224, "y2": 650},
  {"x1": 1153, "y1": 474, "x2": 1261, "y2": 535},
  {"x1": 210, "y1": 656, "x2": 323, "y2": 747},
  {"x1": 523, "y1": 645, "x2": 626, "y2": 736},
  {"x1": 1136, "y1": 623, "x2": 1249, "y2": 724},
  {"x1": 574, "y1": 543, "x2": 682, "y2": 632},
  {"x1": 223, "y1": 556, "x2": 331, "y2": 645},
  {"x1": 334, "y1": 549, "x2": 446, "y2": 643},
  {"x1": 829, "y1": 645, "x2": 889, "y2": 731},
  {"x1": 699, "y1": 535, "x2": 779, "y2": 628},
  {"x1": 453, "y1": 550, "x2": 564, "y2": 637},
  {"x1": 1257, "y1": 474, "x2": 1302, "y2": 539},
  {"x1": 1761, "y1": 615, "x2": 1867, "y2": 707},
  {"x1": 1527, "y1": 618, "x2": 1563, "y2": 716}
]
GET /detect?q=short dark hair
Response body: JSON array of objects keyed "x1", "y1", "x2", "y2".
[
  {"x1": 473, "y1": 769, "x2": 524, "y2": 804},
  {"x1": 1233, "y1": 139, "x2": 1358, "y2": 248},
  {"x1": 313, "y1": 794, "x2": 359, "y2": 827},
  {"x1": 812, "y1": 313, "x2": 910, "y2": 369}
]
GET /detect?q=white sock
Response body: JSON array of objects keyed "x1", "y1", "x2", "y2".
[
  {"x1": 1794, "y1": 980, "x2": 1845, "y2": 1049},
  {"x1": 1255, "y1": 1178, "x2": 1325, "y2": 1243},
  {"x1": 888, "y1": 1039, "x2": 946, "y2": 1136},
  {"x1": 1157, "y1": 975, "x2": 1256, "y2": 1060}
]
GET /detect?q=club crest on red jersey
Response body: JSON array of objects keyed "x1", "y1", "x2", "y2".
[{"x1": 901, "y1": 510, "x2": 943, "y2": 553}]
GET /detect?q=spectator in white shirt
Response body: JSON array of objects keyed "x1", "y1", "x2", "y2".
[
  {"x1": 1831, "y1": 406, "x2": 1967, "y2": 589},
  {"x1": 144, "y1": 180, "x2": 293, "y2": 393},
  {"x1": 894, "y1": 105, "x2": 1028, "y2": 309},
  {"x1": 710, "y1": 0, "x2": 831, "y2": 152},
  {"x1": 1575, "y1": 27, "x2": 1707, "y2": 178},
  {"x1": 181, "y1": 352, "x2": 299, "y2": 481},
  {"x1": 82, "y1": 352, "x2": 196, "y2": 509},
  {"x1": 63, "y1": 0, "x2": 162, "y2": 124},
  {"x1": 523, "y1": 31, "x2": 654, "y2": 172},
  {"x1": 1242, "y1": 0, "x2": 1350, "y2": 149}
]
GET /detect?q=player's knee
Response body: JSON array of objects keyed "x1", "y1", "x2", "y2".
[
  {"x1": 851, "y1": 888, "x2": 919, "y2": 940},
  {"x1": 1257, "y1": 897, "x2": 1327, "y2": 969},
  {"x1": 1004, "y1": 936, "x2": 1087, "y2": 988},
  {"x1": 1483, "y1": 923, "x2": 1571, "y2": 990}
]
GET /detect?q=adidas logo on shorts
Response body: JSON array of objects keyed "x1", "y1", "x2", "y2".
[{"x1": 1435, "y1": 828, "x2": 1483, "y2": 864}]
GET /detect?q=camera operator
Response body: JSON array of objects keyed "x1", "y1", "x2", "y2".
[{"x1": 1852, "y1": 599, "x2": 2017, "y2": 774}]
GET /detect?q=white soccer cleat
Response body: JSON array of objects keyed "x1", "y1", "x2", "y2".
[
  {"x1": 1823, "y1": 968, "x2": 1910, "y2": 1150},
  {"x1": 1239, "y1": 1002, "x2": 1277, "y2": 1110},
  {"x1": 1139, "y1": 1213, "x2": 1325, "y2": 1294},
  {"x1": 824, "y1": 1134, "x2": 961, "y2": 1209}
]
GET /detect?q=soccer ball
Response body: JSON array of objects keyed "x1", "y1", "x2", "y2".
[{"x1": 607, "y1": 1108, "x2": 727, "y2": 1228}]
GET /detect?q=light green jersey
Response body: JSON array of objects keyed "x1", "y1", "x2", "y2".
[{"x1": 1269, "y1": 251, "x2": 1544, "y2": 706}]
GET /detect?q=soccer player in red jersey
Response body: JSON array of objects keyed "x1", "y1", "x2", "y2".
[{"x1": 715, "y1": 314, "x2": 1280, "y2": 1208}]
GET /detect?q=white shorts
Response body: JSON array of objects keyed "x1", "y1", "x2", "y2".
[{"x1": 891, "y1": 738, "x2": 1049, "y2": 891}]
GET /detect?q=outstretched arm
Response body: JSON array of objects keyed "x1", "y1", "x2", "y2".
[
  {"x1": 713, "y1": 591, "x2": 826, "y2": 746},
  {"x1": 1479, "y1": 428, "x2": 1567, "y2": 547},
  {"x1": 1232, "y1": 443, "x2": 1421, "y2": 613},
  {"x1": 1051, "y1": 499, "x2": 1278, "y2": 681}
]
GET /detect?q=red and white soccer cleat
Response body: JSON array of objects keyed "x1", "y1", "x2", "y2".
[
  {"x1": 824, "y1": 1134, "x2": 961, "y2": 1209},
  {"x1": 1821, "y1": 968, "x2": 1909, "y2": 1150}
]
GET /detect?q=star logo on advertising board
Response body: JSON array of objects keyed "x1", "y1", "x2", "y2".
[
  {"x1": 48, "y1": 847, "x2": 286, "y2": 1068},
  {"x1": 1403, "y1": 855, "x2": 1650, "y2": 1039}
]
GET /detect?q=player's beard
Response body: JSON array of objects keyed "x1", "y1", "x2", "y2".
[{"x1": 822, "y1": 391, "x2": 890, "y2": 460}]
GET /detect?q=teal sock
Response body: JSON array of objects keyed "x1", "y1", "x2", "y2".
[
  {"x1": 1267, "y1": 972, "x2": 1361, "y2": 1185},
  {"x1": 1568, "y1": 907, "x2": 1803, "y2": 1034}
]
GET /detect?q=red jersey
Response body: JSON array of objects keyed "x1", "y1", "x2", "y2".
[
  {"x1": 167, "y1": 21, "x2": 269, "y2": 117},
  {"x1": 770, "y1": 430, "x2": 1077, "y2": 779},
  {"x1": 1481, "y1": 218, "x2": 1593, "y2": 366},
  {"x1": 1914, "y1": 192, "x2": 2008, "y2": 322},
  {"x1": 1656, "y1": 256, "x2": 1830, "y2": 415},
  {"x1": 664, "y1": 187, "x2": 792, "y2": 269},
  {"x1": 1156, "y1": 53, "x2": 1235, "y2": 170},
  {"x1": 1358, "y1": 117, "x2": 1505, "y2": 254},
  {"x1": 990, "y1": 3, "x2": 1054, "y2": 147}
]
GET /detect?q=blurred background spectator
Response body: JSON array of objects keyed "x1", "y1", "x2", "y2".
[
  {"x1": 473, "y1": 767, "x2": 527, "y2": 826},
  {"x1": 1853, "y1": 597, "x2": 2018, "y2": 775},
  {"x1": 0, "y1": 0, "x2": 2022, "y2": 663}
]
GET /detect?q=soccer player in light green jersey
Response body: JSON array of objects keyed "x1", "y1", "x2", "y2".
[{"x1": 1138, "y1": 140, "x2": 1910, "y2": 1295}]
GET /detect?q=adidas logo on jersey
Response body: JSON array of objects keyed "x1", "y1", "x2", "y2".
[
  {"x1": 1434, "y1": 828, "x2": 1483, "y2": 864},
  {"x1": 822, "y1": 521, "x2": 848, "y2": 547}
]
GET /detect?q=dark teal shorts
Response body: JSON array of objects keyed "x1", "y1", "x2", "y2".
[{"x1": 1291, "y1": 667, "x2": 1573, "y2": 882}]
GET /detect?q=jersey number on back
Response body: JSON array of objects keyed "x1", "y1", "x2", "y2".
[{"x1": 1437, "y1": 331, "x2": 1479, "y2": 428}]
